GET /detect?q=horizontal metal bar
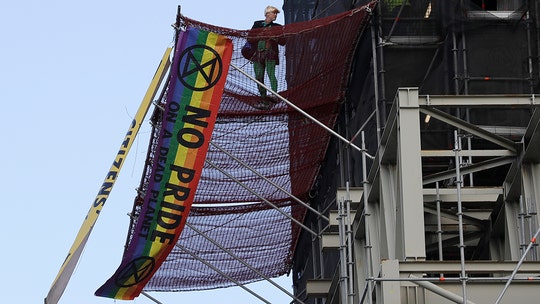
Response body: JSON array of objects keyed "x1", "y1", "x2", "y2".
[
  {"x1": 422, "y1": 149, "x2": 515, "y2": 157},
  {"x1": 399, "y1": 261, "x2": 540, "y2": 273},
  {"x1": 419, "y1": 94, "x2": 538, "y2": 107}
]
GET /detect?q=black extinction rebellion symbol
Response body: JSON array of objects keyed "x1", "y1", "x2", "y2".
[
  {"x1": 114, "y1": 256, "x2": 156, "y2": 287},
  {"x1": 178, "y1": 44, "x2": 223, "y2": 91}
]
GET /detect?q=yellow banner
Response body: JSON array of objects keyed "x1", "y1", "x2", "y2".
[{"x1": 44, "y1": 48, "x2": 172, "y2": 304}]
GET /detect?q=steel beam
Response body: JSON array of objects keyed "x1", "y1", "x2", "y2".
[
  {"x1": 418, "y1": 94, "x2": 539, "y2": 107},
  {"x1": 419, "y1": 107, "x2": 518, "y2": 153},
  {"x1": 423, "y1": 156, "x2": 514, "y2": 185},
  {"x1": 421, "y1": 149, "x2": 515, "y2": 157},
  {"x1": 423, "y1": 187, "x2": 503, "y2": 203},
  {"x1": 396, "y1": 88, "x2": 426, "y2": 260},
  {"x1": 399, "y1": 260, "x2": 540, "y2": 273}
]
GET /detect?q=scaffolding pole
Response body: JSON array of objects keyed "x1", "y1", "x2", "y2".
[
  {"x1": 204, "y1": 159, "x2": 319, "y2": 238},
  {"x1": 173, "y1": 243, "x2": 272, "y2": 304},
  {"x1": 409, "y1": 275, "x2": 476, "y2": 304},
  {"x1": 495, "y1": 225, "x2": 540, "y2": 304},
  {"x1": 436, "y1": 182, "x2": 444, "y2": 277},
  {"x1": 346, "y1": 182, "x2": 355, "y2": 304},
  {"x1": 210, "y1": 141, "x2": 330, "y2": 223},
  {"x1": 338, "y1": 198, "x2": 349, "y2": 304},
  {"x1": 454, "y1": 130, "x2": 468, "y2": 303},
  {"x1": 185, "y1": 222, "x2": 305, "y2": 304},
  {"x1": 141, "y1": 292, "x2": 164, "y2": 304},
  {"x1": 361, "y1": 131, "x2": 374, "y2": 304},
  {"x1": 230, "y1": 63, "x2": 365, "y2": 154}
]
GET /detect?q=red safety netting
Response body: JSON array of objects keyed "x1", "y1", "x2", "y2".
[{"x1": 124, "y1": 2, "x2": 376, "y2": 292}]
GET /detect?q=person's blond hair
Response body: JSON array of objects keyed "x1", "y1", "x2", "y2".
[{"x1": 265, "y1": 5, "x2": 280, "y2": 15}]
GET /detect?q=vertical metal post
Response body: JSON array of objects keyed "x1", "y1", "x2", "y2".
[
  {"x1": 465, "y1": 110, "x2": 474, "y2": 186},
  {"x1": 362, "y1": 131, "x2": 373, "y2": 304},
  {"x1": 436, "y1": 182, "x2": 444, "y2": 267},
  {"x1": 346, "y1": 182, "x2": 355, "y2": 304},
  {"x1": 397, "y1": 88, "x2": 426, "y2": 259},
  {"x1": 461, "y1": 30, "x2": 469, "y2": 95},
  {"x1": 519, "y1": 196, "x2": 527, "y2": 257},
  {"x1": 370, "y1": 22, "x2": 382, "y2": 143},
  {"x1": 317, "y1": 197, "x2": 326, "y2": 304},
  {"x1": 527, "y1": 197, "x2": 538, "y2": 260},
  {"x1": 451, "y1": 30, "x2": 460, "y2": 95},
  {"x1": 525, "y1": 11, "x2": 535, "y2": 94},
  {"x1": 529, "y1": 200, "x2": 538, "y2": 261},
  {"x1": 314, "y1": 218, "x2": 323, "y2": 304},
  {"x1": 454, "y1": 130, "x2": 468, "y2": 303},
  {"x1": 338, "y1": 198, "x2": 349, "y2": 304},
  {"x1": 534, "y1": 1, "x2": 540, "y2": 82}
]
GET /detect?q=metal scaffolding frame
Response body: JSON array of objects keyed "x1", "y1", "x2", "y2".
[
  {"x1": 307, "y1": 88, "x2": 540, "y2": 304},
  {"x1": 298, "y1": 2, "x2": 540, "y2": 302}
]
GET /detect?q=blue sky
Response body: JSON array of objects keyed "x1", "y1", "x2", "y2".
[{"x1": 0, "y1": 1, "x2": 291, "y2": 303}]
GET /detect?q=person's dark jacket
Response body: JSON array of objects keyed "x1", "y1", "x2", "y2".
[{"x1": 249, "y1": 20, "x2": 282, "y2": 64}]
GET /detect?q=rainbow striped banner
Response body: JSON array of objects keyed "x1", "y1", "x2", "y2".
[{"x1": 95, "y1": 27, "x2": 232, "y2": 300}]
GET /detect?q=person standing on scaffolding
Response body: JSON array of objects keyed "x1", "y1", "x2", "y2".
[{"x1": 249, "y1": 5, "x2": 282, "y2": 106}]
